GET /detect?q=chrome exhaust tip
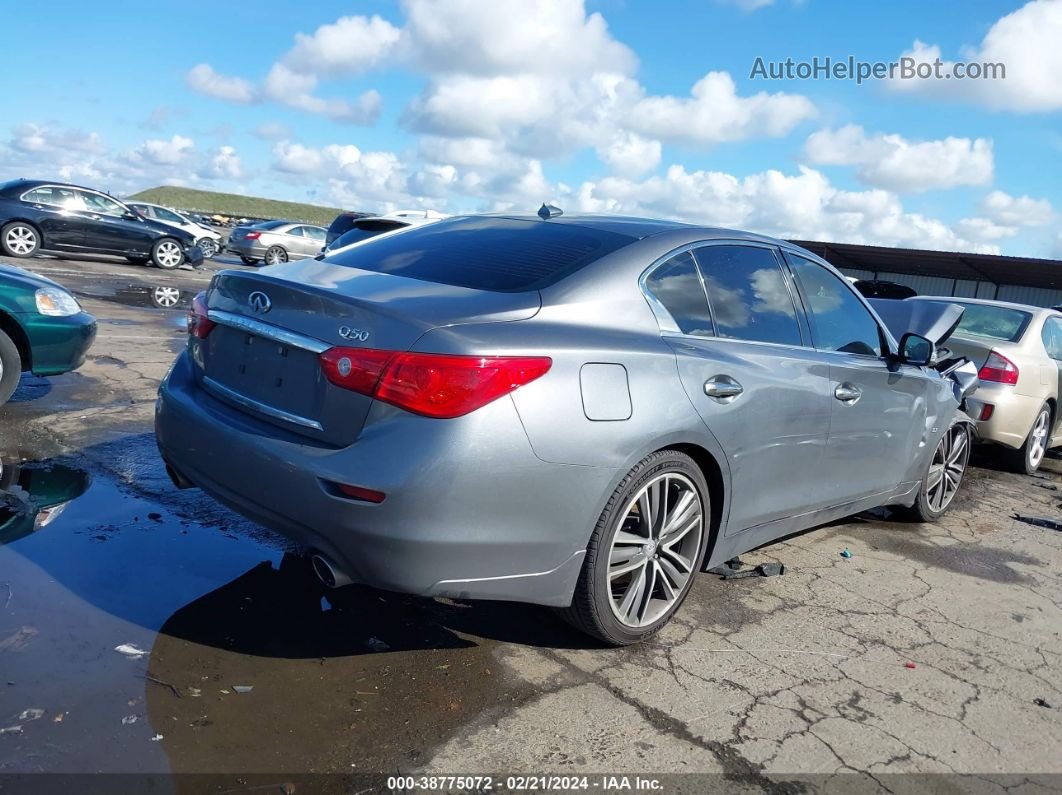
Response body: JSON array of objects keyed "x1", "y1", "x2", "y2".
[{"x1": 311, "y1": 554, "x2": 353, "y2": 589}]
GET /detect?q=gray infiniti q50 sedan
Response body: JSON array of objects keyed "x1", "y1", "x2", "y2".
[{"x1": 155, "y1": 214, "x2": 975, "y2": 645}]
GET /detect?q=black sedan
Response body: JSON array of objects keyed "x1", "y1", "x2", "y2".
[{"x1": 0, "y1": 179, "x2": 203, "y2": 270}]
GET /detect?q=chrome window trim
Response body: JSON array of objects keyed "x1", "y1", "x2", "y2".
[
  {"x1": 202, "y1": 376, "x2": 324, "y2": 432},
  {"x1": 207, "y1": 310, "x2": 331, "y2": 354},
  {"x1": 639, "y1": 243, "x2": 715, "y2": 338},
  {"x1": 19, "y1": 184, "x2": 83, "y2": 209}
]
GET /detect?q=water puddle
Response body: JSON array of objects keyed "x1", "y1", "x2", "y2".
[{"x1": 0, "y1": 447, "x2": 547, "y2": 775}]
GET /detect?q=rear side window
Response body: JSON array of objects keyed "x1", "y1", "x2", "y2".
[
  {"x1": 326, "y1": 217, "x2": 636, "y2": 292},
  {"x1": 23, "y1": 186, "x2": 84, "y2": 210},
  {"x1": 694, "y1": 245, "x2": 802, "y2": 346},
  {"x1": 1042, "y1": 317, "x2": 1062, "y2": 360},
  {"x1": 787, "y1": 254, "x2": 882, "y2": 356},
  {"x1": 644, "y1": 251, "x2": 713, "y2": 336}
]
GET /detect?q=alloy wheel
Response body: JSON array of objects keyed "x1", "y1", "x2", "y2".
[
  {"x1": 5, "y1": 225, "x2": 37, "y2": 255},
  {"x1": 152, "y1": 286, "x2": 181, "y2": 308},
  {"x1": 265, "y1": 247, "x2": 287, "y2": 266},
  {"x1": 198, "y1": 238, "x2": 217, "y2": 258},
  {"x1": 925, "y1": 425, "x2": 970, "y2": 513},
  {"x1": 607, "y1": 473, "x2": 703, "y2": 628},
  {"x1": 1029, "y1": 409, "x2": 1050, "y2": 469},
  {"x1": 155, "y1": 241, "x2": 182, "y2": 269}
]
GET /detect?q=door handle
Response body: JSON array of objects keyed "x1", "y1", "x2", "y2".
[
  {"x1": 834, "y1": 383, "x2": 862, "y2": 404},
  {"x1": 704, "y1": 375, "x2": 744, "y2": 401},
  {"x1": 90, "y1": 214, "x2": 103, "y2": 221}
]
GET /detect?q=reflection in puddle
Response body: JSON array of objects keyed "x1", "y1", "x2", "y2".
[{"x1": 0, "y1": 458, "x2": 90, "y2": 546}]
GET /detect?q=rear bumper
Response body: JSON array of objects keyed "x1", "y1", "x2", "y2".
[
  {"x1": 23, "y1": 311, "x2": 97, "y2": 376},
  {"x1": 225, "y1": 240, "x2": 266, "y2": 259},
  {"x1": 965, "y1": 383, "x2": 1045, "y2": 449},
  {"x1": 155, "y1": 352, "x2": 615, "y2": 606}
]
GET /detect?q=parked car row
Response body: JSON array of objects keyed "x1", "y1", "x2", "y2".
[{"x1": 0, "y1": 179, "x2": 204, "y2": 270}]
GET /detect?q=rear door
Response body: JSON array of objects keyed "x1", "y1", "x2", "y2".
[
  {"x1": 18, "y1": 186, "x2": 88, "y2": 249},
  {"x1": 285, "y1": 226, "x2": 322, "y2": 258},
  {"x1": 647, "y1": 243, "x2": 833, "y2": 534},
  {"x1": 784, "y1": 252, "x2": 933, "y2": 504},
  {"x1": 1040, "y1": 316, "x2": 1062, "y2": 440}
]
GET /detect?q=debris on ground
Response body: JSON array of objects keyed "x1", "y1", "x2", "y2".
[
  {"x1": 1034, "y1": 698, "x2": 1053, "y2": 708},
  {"x1": 52, "y1": 714, "x2": 64, "y2": 723},
  {"x1": 1013, "y1": 514, "x2": 1062, "y2": 531},
  {"x1": 840, "y1": 548, "x2": 854, "y2": 559},
  {"x1": 121, "y1": 715, "x2": 139, "y2": 725},
  {"x1": 232, "y1": 685, "x2": 254, "y2": 694},
  {"x1": 720, "y1": 563, "x2": 787, "y2": 580},
  {"x1": 18, "y1": 709, "x2": 44, "y2": 722},
  {"x1": 366, "y1": 637, "x2": 390, "y2": 652},
  {"x1": 1033, "y1": 481, "x2": 1059, "y2": 491},
  {"x1": 150, "y1": 733, "x2": 163, "y2": 742},
  {"x1": 905, "y1": 662, "x2": 917, "y2": 669},
  {"x1": 187, "y1": 688, "x2": 202, "y2": 698},
  {"x1": 144, "y1": 674, "x2": 181, "y2": 698},
  {"x1": 114, "y1": 643, "x2": 148, "y2": 659},
  {"x1": 0, "y1": 725, "x2": 22, "y2": 736},
  {"x1": 0, "y1": 626, "x2": 39, "y2": 652}
]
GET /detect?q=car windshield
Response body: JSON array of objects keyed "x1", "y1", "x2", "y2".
[
  {"x1": 949, "y1": 302, "x2": 1032, "y2": 342},
  {"x1": 325, "y1": 216, "x2": 635, "y2": 292},
  {"x1": 254, "y1": 220, "x2": 288, "y2": 230}
]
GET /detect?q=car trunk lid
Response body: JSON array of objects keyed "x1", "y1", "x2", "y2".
[{"x1": 195, "y1": 263, "x2": 541, "y2": 446}]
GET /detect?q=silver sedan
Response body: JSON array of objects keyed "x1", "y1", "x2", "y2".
[
  {"x1": 226, "y1": 221, "x2": 327, "y2": 266},
  {"x1": 156, "y1": 214, "x2": 975, "y2": 645}
]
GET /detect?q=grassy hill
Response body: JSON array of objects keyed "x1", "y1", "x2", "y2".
[{"x1": 127, "y1": 186, "x2": 344, "y2": 225}]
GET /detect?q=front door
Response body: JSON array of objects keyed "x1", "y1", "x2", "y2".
[
  {"x1": 784, "y1": 252, "x2": 933, "y2": 503},
  {"x1": 76, "y1": 191, "x2": 153, "y2": 254},
  {"x1": 645, "y1": 244, "x2": 833, "y2": 534}
]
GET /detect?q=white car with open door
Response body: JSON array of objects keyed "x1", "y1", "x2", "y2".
[{"x1": 126, "y1": 202, "x2": 225, "y2": 259}]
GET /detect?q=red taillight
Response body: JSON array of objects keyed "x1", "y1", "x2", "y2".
[
  {"x1": 979, "y1": 404, "x2": 995, "y2": 421},
  {"x1": 335, "y1": 483, "x2": 387, "y2": 503},
  {"x1": 187, "y1": 291, "x2": 216, "y2": 339},
  {"x1": 978, "y1": 350, "x2": 1019, "y2": 385},
  {"x1": 320, "y1": 347, "x2": 552, "y2": 419},
  {"x1": 244, "y1": 231, "x2": 261, "y2": 240}
]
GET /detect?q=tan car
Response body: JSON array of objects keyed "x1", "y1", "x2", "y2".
[{"x1": 912, "y1": 297, "x2": 1062, "y2": 473}]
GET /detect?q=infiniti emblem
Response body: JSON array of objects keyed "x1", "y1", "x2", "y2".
[
  {"x1": 248, "y1": 291, "x2": 272, "y2": 313},
  {"x1": 339, "y1": 326, "x2": 370, "y2": 342}
]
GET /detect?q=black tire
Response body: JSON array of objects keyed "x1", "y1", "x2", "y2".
[
  {"x1": 903, "y1": 423, "x2": 972, "y2": 522},
  {"x1": 151, "y1": 238, "x2": 185, "y2": 270},
  {"x1": 240, "y1": 256, "x2": 259, "y2": 266},
  {"x1": 559, "y1": 449, "x2": 710, "y2": 646},
  {"x1": 0, "y1": 328, "x2": 23, "y2": 407},
  {"x1": 1007, "y1": 403, "x2": 1052, "y2": 475},
  {"x1": 264, "y1": 246, "x2": 288, "y2": 266},
  {"x1": 126, "y1": 255, "x2": 150, "y2": 266},
  {"x1": 1, "y1": 222, "x2": 40, "y2": 258}
]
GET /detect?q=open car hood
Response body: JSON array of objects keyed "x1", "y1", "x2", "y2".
[{"x1": 869, "y1": 298, "x2": 964, "y2": 346}]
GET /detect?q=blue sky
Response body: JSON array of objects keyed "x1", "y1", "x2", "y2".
[{"x1": 2, "y1": 0, "x2": 1060, "y2": 257}]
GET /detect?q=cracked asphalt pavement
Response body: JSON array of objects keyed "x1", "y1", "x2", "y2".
[{"x1": 0, "y1": 253, "x2": 1059, "y2": 788}]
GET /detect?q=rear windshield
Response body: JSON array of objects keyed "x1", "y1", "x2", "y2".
[
  {"x1": 254, "y1": 220, "x2": 288, "y2": 231},
  {"x1": 326, "y1": 216, "x2": 636, "y2": 292},
  {"x1": 950, "y1": 302, "x2": 1032, "y2": 342}
]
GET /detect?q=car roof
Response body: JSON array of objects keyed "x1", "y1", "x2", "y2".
[
  {"x1": 912, "y1": 295, "x2": 1056, "y2": 315},
  {"x1": 6, "y1": 178, "x2": 112, "y2": 194}
]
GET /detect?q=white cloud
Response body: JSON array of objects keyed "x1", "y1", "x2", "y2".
[
  {"x1": 133, "y1": 134, "x2": 195, "y2": 165},
  {"x1": 400, "y1": 0, "x2": 637, "y2": 76},
  {"x1": 253, "y1": 121, "x2": 291, "y2": 140},
  {"x1": 272, "y1": 141, "x2": 324, "y2": 174},
  {"x1": 889, "y1": 0, "x2": 1062, "y2": 112},
  {"x1": 262, "y1": 64, "x2": 381, "y2": 124},
  {"x1": 284, "y1": 14, "x2": 402, "y2": 75},
  {"x1": 596, "y1": 132, "x2": 661, "y2": 178},
  {"x1": 186, "y1": 64, "x2": 255, "y2": 104},
  {"x1": 207, "y1": 146, "x2": 242, "y2": 179},
  {"x1": 803, "y1": 125, "x2": 994, "y2": 192},
  {"x1": 10, "y1": 124, "x2": 104, "y2": 155},
  {"x1": 978, "y1": 190, "x2": 1054, "y2": 227},
  {"x1": 571, "y1": 165, "x2": 1002, "y2": 253},
  {"x1": 630, "y1": 72, "x2": 817, "y2": 147}
]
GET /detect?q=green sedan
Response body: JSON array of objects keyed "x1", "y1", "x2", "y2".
[{"x1": 0, "y1": 262, "x2": 96, "y2": 406}]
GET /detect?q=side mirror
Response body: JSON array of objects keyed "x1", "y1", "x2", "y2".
[
  {"x1": 123, "y1": 210, "x2": 140, "y2": 221},
  {"x1": 899, "y1": 332, "x2": 934, "y2": 366}
]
